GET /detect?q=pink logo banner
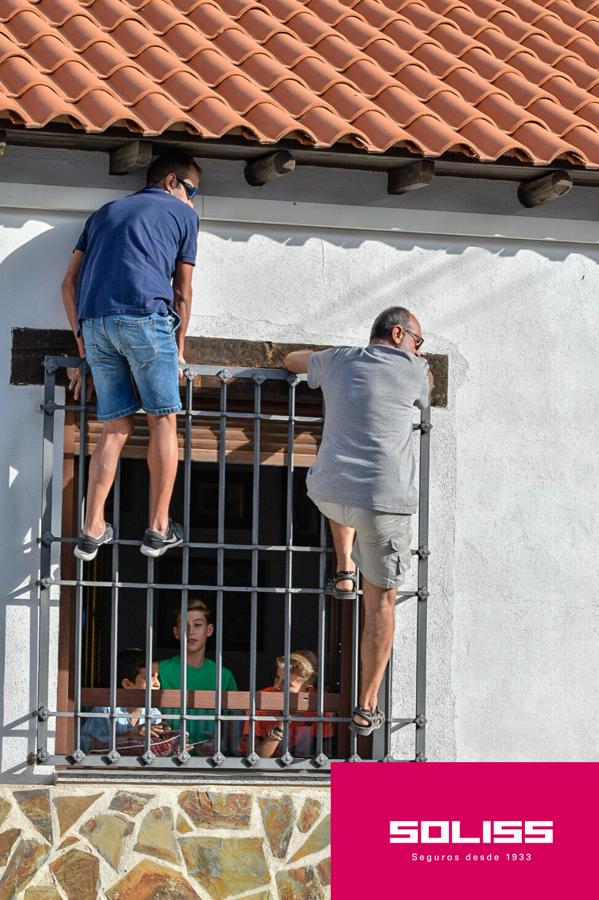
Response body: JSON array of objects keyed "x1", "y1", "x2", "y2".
[{"x1": 332, "y1": 762, "x2": 596, "y2": 898}]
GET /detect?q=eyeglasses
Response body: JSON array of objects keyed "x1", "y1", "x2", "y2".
[
  {"x1": 405, "y1": 329, "x2": 424, "y2": 350},
  {"x1": 176, "y1": 177, "x2": 198, "y2": 200}
]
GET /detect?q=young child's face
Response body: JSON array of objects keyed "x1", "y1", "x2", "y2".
[
  {"x1": 273, "y1": 663, "x2": 307, "y2": 694},
  {"x1": 122, "y1": 666, "x2": 160, "y2": 690},
  {"x1": 173, "y1": 610, "x2": 214, "y2": 651}
]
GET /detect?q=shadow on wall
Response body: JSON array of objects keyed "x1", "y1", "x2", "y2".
[
  {"x1": 0, "y1": 207, "x2": 591, "y2": 330},
  {"x1": 0, "y1": 213, "x2": 82, "y2": 330},
  {"x1": 0, "y1": 373, "x2": 65, "y2": 783},
  {"x1": 208, "y1": 217, "x2": 591, "y2": 258},
  {"x1": 0, "y1": 434, "x2": 49, "y2": 782},
  {"x1": 198, "y1": 220, "x2": 596, "y2": 344},
  {"x1": 0, "y1": 216, "x2": 75, "y2": 778}
]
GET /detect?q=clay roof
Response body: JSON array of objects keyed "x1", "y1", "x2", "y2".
[{"x1": 3, "y1": 0, "x2": 599, "y2": 166}]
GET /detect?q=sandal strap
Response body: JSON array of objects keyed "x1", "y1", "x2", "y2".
[
  {"x1": 352, "y1": 705, "x2": 384, "y2": 726},
  {"x1": 334, "y1": 570, "x2": 356, "y2": 585}
]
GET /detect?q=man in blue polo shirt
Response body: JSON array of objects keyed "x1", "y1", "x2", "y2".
[{"x1": 61, "y1": 151, "x2": 200, "y2": 560}]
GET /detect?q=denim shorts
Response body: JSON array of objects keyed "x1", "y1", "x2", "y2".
[
  {"x1": 81, "y1": 312, "x2": 181, "y2": 421},
  {"x1": 308, "y1": 493, "x2": 413, "y2": 589}
]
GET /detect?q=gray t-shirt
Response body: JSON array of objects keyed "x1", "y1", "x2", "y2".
[{"x1": 306, "y1": 345, "x2": 430, "y2": 514}]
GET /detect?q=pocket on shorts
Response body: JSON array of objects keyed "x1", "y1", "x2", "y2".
[
  {"x1": 116, "y1": 315, "x2": 158, "y2": 364},
  {"x1": 154, "y1": 313, "x2": 179, "y2": 345},
  {"x1": 390, "y1": 519, "x2": 413, "y2": 580},
  {"x1": 390, "y1": 539, "x2": 410, "y2": 580},
  {"x1": 156, "y1": 312, "x2": 180, "y2": 334},
  {"x1": 81, "y1": 320, "x2": 97, "y2": 359}
]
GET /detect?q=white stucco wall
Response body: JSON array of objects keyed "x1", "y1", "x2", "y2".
[{"x1": 0, "y1": 148, "x2": 597, "y2": 779}]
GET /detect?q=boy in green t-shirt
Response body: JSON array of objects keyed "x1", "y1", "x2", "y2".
[{"x1": 159, "y1": 598, "x2": 237, "y2": 752}]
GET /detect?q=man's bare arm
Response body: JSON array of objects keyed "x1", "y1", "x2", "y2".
[
  {"x1": 62, "y1": 250, "x2": 93, "y2": 401},
  {"x1": 172, "y1": 261, "x2": 194, "y2": 367},
  {"x1": 283, "y1": 350, "x2": 314, "y2": 374},
  {"x1": 61, "y1": 250, "x2": 85, "y2": 357}
]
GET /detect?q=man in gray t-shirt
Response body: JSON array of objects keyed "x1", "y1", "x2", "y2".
[{"x1": 284, "y1": 306, "x2": 431, "y2": 737}]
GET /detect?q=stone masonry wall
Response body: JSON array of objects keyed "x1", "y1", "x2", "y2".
[{"x1": 0, "y1": 784, "x2": 330, "y2": 900}]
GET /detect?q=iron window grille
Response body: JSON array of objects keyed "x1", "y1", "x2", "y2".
[{"x1": 36, "y1": 358, "x2": 431, "y2": 772}]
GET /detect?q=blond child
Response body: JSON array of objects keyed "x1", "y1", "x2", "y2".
[{"x1": 240, "y1": 651, "x2": 334, "y2": 759}]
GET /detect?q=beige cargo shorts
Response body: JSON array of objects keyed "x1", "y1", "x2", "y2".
[{"x1": 309, "y1": 494, "x2": 413, "y2": 590}]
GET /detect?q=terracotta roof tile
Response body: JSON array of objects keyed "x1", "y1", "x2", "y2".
[{"x1": 3, "y1": 0, "x2": 599, "y2": 164}]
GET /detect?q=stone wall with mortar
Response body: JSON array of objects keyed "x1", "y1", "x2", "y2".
[{"x1": 0, "y1": 784, "x2": 330, "y2": 899}]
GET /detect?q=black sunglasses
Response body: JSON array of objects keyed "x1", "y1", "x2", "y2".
[
  {"x1": 405, "y1": 328, "x2": 424, "y2": 350},
  {"x1": 176, "y1": 177, "x2": 198, "y2": 200}
]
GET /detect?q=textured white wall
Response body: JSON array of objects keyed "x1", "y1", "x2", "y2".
[
  {"x1": 1, "y1": 184, "x2": 598, "y2": 777},
  {"x1": 0, "y1": 210, "x2": 67, "y2": 780}
]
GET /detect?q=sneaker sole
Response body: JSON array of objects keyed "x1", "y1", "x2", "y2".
[
  {"x1": 74, "y1": 546, "x2": 99, "y2": 562},
  {"x1": 140, "y1": 538, "x2": 183, "y2": 558}
]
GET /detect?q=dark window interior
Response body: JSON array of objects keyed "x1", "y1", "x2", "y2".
[{"x1": 82, "y1": 460, "x2": 337, "y2": 697}]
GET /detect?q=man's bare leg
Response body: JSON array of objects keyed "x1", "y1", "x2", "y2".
[
  {"x1": 84, "y1": 415, "x2": 134, "y2": 536},
  {"x1": 328, "y1": 519, "x2": 356, "y2": 592},
  {"x1": 147, "y1": 412, "x2": 179, "y2": 534},
  {"x1": 355, "y1": 575, "x2": 396, "y2": 724}
]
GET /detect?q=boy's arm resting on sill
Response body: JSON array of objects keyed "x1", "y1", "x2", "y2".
[{"x1": 282, "y1": 350, "x2": 314, "y2": 374}]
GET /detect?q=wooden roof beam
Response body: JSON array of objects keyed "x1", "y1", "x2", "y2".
[
  {"x1": 517, "y1": 171, "x2": 572, "y2": 208},
  {"x1": 388, "y1": 160, "x2": 435, "y2": 194},
  {"x1": 109, "y1": 140, "x2": 153, "y2": 175},
  {"x1": 245, "y1": 150, "x2": 295, "y2": 186}
]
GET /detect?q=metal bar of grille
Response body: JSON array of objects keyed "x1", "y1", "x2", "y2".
[
  {"x1": 142, "y1": 560, "x2": 154, "y2": 764},
  {"x1": 69, "y1": 365, "x2": 88, "y2": 758},
  {"x1": 109, "y1": 462, "x2": 121, "y2": 759},
  {"x1": 372, "y1": 634, "x2": 393, "y2": 761},
  {"x1": 384, "y1": 648, "x2": 393, "y2": 759},
  {"x1": 282, "y1": 377, "x2": 296, "y2": 763},
  {"x1": 69, "y1": 712, "x2": 356, "y2": 723},
  {"x1": 248, "y1": 374, "x2": 262, "y2": 763},
  {"x1": 186, "y1": 366, "x2": 293, "y2": 380},
  {"x1": 349, "y1": 590, "x2": 360, "y2": 760},
  {"x1": 48, "y1": 754, "x2": 419, "y2": 770},
  {"x1": 315, "y1": 511, "x2": 327, "y2": 761},
  {"x1": 186, "y1": 410, "x2": 322, "y2": 423},
  {"x1": 41, "y1": 405, "x2": 327, "y2": 426},
  {"x1": 55, "y1": 539, "x2": 332, "y2": 553},
  {"x1": 48, "y1": 580, "x2": 418, "y2": 597},
  {"x1": 212, "y1": 374, "x2": 228, "y2": 763},
  {"x1": 36, "y1": 361, "x2": 57, "y2": 764},
  {"x1": 53, "y1": 709, "x2": 414, "y2": 724},
  {"x1": 415, "y1": 405, "x2": 431, "y2": 762},
  {"x1": 178, "y1": 373, "x2": 194, "y2": 763}
]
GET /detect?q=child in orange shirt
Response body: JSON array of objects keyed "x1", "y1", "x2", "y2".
[{"x1": 239, "y1": 651, "x2": 334, "y2": 759}]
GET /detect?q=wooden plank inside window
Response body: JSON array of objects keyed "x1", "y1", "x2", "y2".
[
  {"x1": 74, "y1": 378, "x2": 322, "y2": 467},
  {"x1": 81, "y1": 689, "x2": 340, "y2": 712}
]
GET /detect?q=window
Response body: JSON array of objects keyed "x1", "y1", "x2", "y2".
[{"x1": 37, "y1": 358, "x2": 430, "y2": 772}]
